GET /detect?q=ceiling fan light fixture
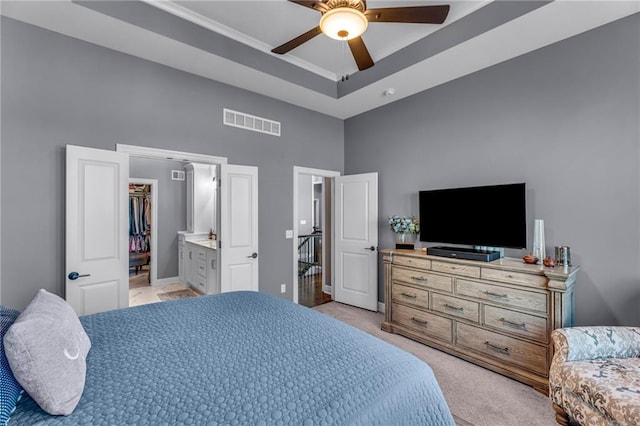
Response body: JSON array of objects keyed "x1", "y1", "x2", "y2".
[{"x1": 319, "y1": 7, "x2": 368, "y2": 40}]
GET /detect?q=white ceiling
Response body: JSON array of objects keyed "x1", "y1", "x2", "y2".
[
  {"x1": 2, "y1": 1, "x2": 639, "y2": 119},
  {"x1": 164, "y1": 0, "x2": 490, "y2": 79}
]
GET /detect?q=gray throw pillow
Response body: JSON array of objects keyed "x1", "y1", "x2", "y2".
[{"x1": 3, "y1": 289, "x2": 91, "y2": 416}]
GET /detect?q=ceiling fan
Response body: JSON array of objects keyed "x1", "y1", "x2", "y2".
[{"x1": 271, "y1": 0, "x2": 450, "y2": 72}]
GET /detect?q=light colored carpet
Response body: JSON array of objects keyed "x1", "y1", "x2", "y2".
[{"x1": 313, "y1": 302, "x2": 556, "y2": 426}]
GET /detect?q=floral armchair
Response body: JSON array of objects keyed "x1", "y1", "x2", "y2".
[{"x1": 549, "y1": 327, "x2": 640, "y2": 425}]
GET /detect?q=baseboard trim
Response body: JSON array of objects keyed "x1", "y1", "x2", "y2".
[
  {"x1": 152, "y1": 276, "x2": 180, "y2": 287},
  {"x1": 377, "y1": 302, "x2": 385, "y2": 314}
]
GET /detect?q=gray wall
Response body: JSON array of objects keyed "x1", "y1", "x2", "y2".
[
  {"x1": 297, "y1": 174, "x2": 313, "y2": 235},
  {"x1": 0, "y1": 17, "x2": 344, "y2": 309},
  {"x1": 345, "y1": 14, "x2": 640, "y2": 326},
  {"x1": 130, "y1": 158, "x2": 187, "y2": 280}
]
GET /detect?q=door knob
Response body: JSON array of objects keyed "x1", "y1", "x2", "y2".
[
  {"x1": 68, "y1": 272, "x2": 91, "y2": 280},
  {"x1": 247, "y1": 252, "x2": 258, "y2": 259},
  {"x1": 365, "y1": 246, "x2": 376, "y2": 251}
]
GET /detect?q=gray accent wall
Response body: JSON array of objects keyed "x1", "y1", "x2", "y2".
[
  {"x1": 297, "y1": 174, "x2": 313, "y2": 236},
  {"x1": 345, "y1": 14, "x2": 640, "y2": 326},
  {"x1": 129, "y1": 158, "x2": 187, "y2": 280},
  {"x1": 0, "y1": 17, "x2": 344, "y2": 309},
  {"x1": 2, "y1": 13, "x2": 638, "y2": 327}
]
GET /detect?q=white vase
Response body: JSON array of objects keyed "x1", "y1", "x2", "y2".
[{"x1": 532, "y1": 219, "x2": 545, "y2": 263}]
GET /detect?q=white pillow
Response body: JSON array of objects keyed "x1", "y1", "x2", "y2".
[{"x1": 3, "y1": 289, "x2": 91, "y2": 415}]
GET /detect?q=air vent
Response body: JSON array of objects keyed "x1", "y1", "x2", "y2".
[
  {"x1": 223, "y1": 108, "x2": 281, "y2": 137},
  {"x1": 171, "y1": 170, "x2": 185, "y2": 181}
]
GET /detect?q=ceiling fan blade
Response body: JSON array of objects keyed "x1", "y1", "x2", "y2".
[
  {"x1": 272, "y1": 26, "x2": 323, "y2": 54},
  {"x1": 288, "y1": 0, "x2": 329, "y2": 13},
  {"x1": 347, "y1": 37, "x2": 374, "y2": 71},
  {"x1": 365, "y1": 5, "x2": 450, "y2": 24}
]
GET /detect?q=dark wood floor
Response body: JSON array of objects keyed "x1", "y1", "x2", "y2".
[{"x1": 299, "y1": 273, "x2": 332, "y2": 308}]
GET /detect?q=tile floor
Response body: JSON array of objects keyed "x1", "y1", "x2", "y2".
[{"x1": 129, "y1": 282, "x2": 198, "y2": 307}]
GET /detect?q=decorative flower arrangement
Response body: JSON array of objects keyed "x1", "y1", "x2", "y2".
[{"x1": 388, "y1": 215, "x2": 420, "y2": 236}]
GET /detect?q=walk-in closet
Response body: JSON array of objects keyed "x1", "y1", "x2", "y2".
[{"x1": 129, "y1": 183, "x2": 151, "y2": 289}]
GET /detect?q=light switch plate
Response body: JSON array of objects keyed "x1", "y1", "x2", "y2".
[{"x1": 285, "y1": 230, "x2": 293, "y2": 239}]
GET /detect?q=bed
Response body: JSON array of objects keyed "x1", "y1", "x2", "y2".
[{"x1": 8, "y1": 291, "x2": 454, "y2": 425}]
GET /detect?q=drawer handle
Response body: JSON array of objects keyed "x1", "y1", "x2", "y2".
[
  {"x1": 444, "y1": 303, "x2": 464, "y2": 312},
  {"x1": 411, "y1": 317, "x2": 428, "y2": 326},
  {"x1": 401, "y1": 293, "x2": 417, "y2": 299},
  {"x1": 499, "y1": 318, "x2": 527, "y2": 330},
  {"x1": 484, "y1": 341, "x2": 510, "y2": 355},
  {"x1": 484, "y1": 290, "x2": 508, "y2": 299},
  {"x1": 507, "y1": 274, "x2": 514, "y2": 278},
  {"x1": 410, "y1": 276, "x2": 427, "y2": 282}
]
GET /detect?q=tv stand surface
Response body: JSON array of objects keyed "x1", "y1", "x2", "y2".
[{"x1": 427, "y1": 246, "x2": 501, "y2": 262}]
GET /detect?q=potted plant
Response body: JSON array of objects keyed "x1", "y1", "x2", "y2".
[{"x1": 388, "y1": 215, "x2": 419, "y2": 249}]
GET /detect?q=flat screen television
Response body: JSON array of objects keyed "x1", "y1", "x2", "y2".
[{"x1": 419, "y1": 183, "x2": 526, "y2": 249}]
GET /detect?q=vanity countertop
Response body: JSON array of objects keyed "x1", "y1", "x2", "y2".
[{"x1": 187, "y1": 240, "x2": 217, "y2": 250}]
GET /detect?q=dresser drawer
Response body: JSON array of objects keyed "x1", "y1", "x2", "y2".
[
  {"x1": 481, "y1": 268, "x2": 547, "y2": 289},
  {"x1": 456, "y1": 323, "x2": 547, "y2": 375},
  {"x1": 432, "y1": 261, "x2": 480, "y2": 278},
  {"x1": 196, "y1": 249, "x2": 207, "y2": 261},
  {"x1": 392, "y1": 303, "x2": 452, "y2": 343},
  {"x1": 483, "y1": 305, "x2": 548, "y2": 343},
  {"x1": 194, "y1": 277, "x2": 206, "y2": 293},
  {"x1": 196, "y1": 259, "x2": 207, "y2": 278},
  {"x1": 393, "y1": 255, "x2": 431, "y2": 271},
  {"x1": 456, "y1": 279, "x2": 547, "y2": 314},
  {"x1": 431, "y1": 293, "x2": 479, "y2": 323},
  {"x1": 392, "y1": 283, "x2": 429, "y2": 308},
  {"x1": 392, "y1": 267, "x2": 453, "y2": 293}
]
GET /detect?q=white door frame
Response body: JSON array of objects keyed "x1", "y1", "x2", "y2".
[
  {"x1": 293, "y1": 166, "x2": 340, "y2": 304},
  {"x1": 116, "y1": 144, "x2": 228, "y2": 165},
  {"x1": 128, "y1": 178, "x2": 159, "y2": 286},
  {"x1": 117, "y1": 144, "x2": 228, "y2": 289}
]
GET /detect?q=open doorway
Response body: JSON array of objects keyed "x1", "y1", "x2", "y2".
[
  {"x1": 293, "y1": 167, "x2": 340, "y2": 307},
  {"x1": 120, "y1": 146, "x2": 227, "y2": 308},
  {"x1": 128, "y1": 180, "x2": 157, "y2": 291}
]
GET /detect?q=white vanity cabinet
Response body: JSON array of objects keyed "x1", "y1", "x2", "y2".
[
  {"x1": 178, "y1": 233, "x2": 186, "y2": 285},
  {"x1": 207, "y1": 248, "x2": 219, "y2": 294},
  {"x1": 181, "y1": 239, "x2": 218, "y2": 294},
  {"x1": 183, "y1": 243, "x2": 195, "y2": 289}
]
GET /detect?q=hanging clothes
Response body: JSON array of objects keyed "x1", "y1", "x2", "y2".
[{"x1": 129, "y1": 191, "x2": 151, "y2": 253}]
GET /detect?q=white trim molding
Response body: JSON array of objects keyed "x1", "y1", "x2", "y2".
[
  {"x1": 378, "y1": 302, "x2": 385, "y2": 314},
  {"x1": 117, "y1": 144, "x2": 228, "y2": 164},
  {"x1": 140, "y1": 0, "x2": 338, "y2": 81}
]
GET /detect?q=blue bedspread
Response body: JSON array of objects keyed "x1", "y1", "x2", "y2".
[{"x1": 10, "y1": 292, "x2": 454, "y2": 425}]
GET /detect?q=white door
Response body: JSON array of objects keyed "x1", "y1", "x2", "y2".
[
  {"x1": 220, "y1": 164, "x2": 259, "y2": 292},
  {"x1": 66, "y1": 145, "x2": 129, "y2": 315},
  {"x1": 334, "y1": 173, "x2": 378, "y2": 311}
]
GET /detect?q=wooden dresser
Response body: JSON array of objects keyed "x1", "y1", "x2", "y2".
[{"x1": 381, "y1": 249, "x2": 579, "y2": 394}]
